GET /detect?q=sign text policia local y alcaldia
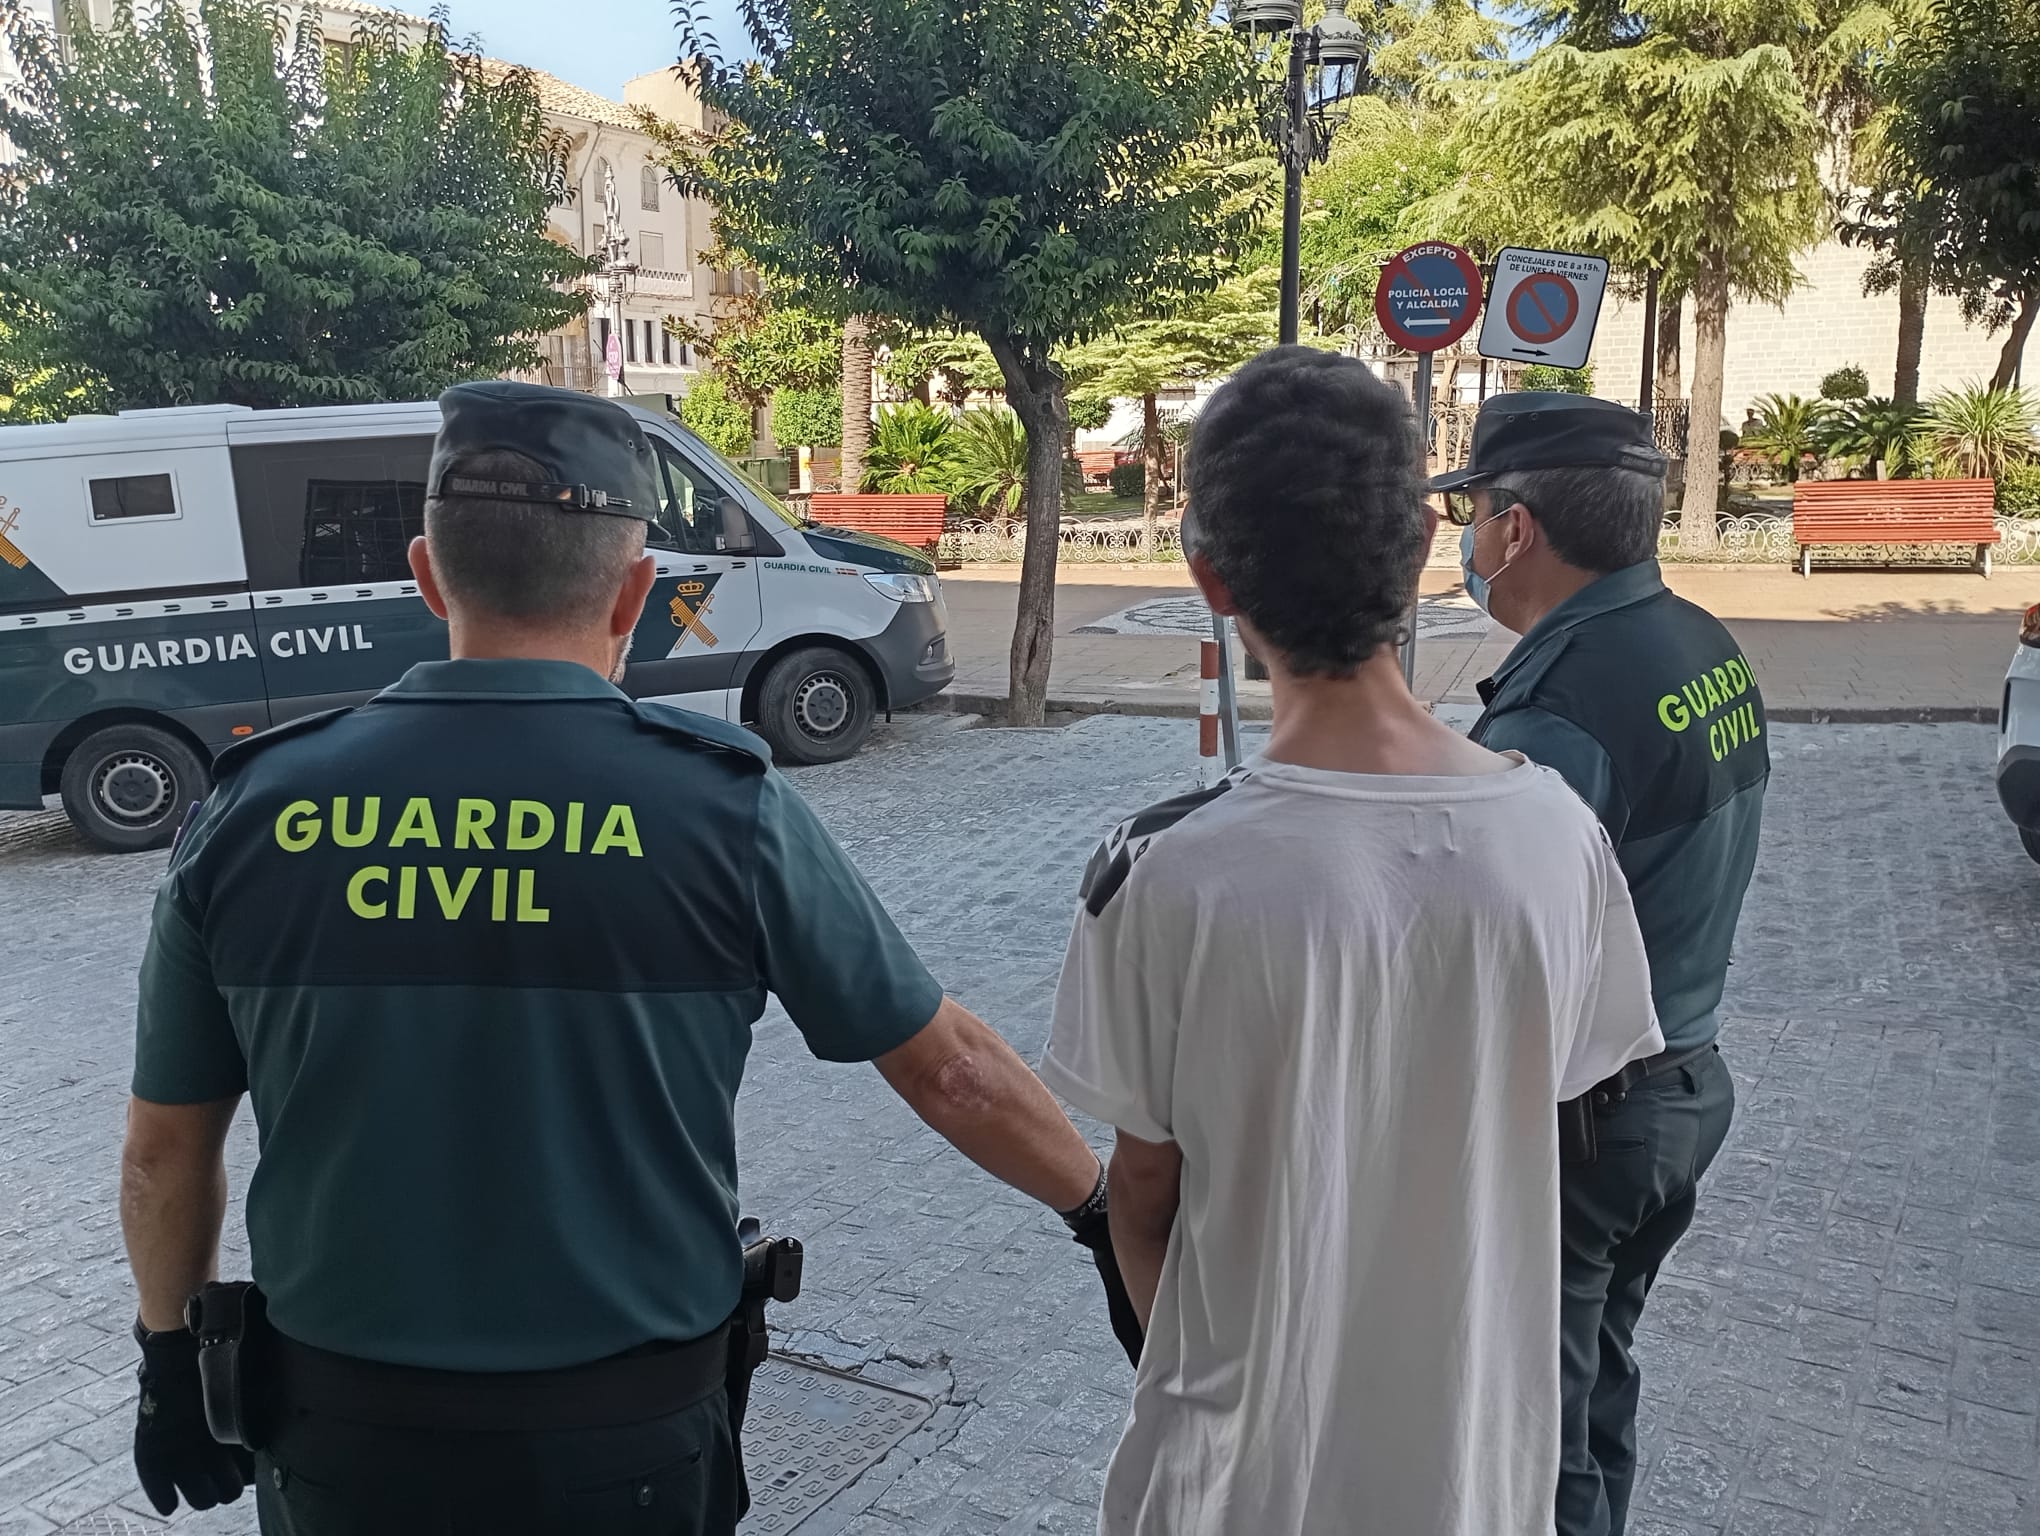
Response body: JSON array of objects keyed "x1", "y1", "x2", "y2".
[{"x1": 272, "y1": 795, "x2": 645, "y2": 925}]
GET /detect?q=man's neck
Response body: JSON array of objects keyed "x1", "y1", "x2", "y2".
[
  {"x1": 445, "y1": 618, "x2": 615, "y2": 679},
  {"x1": 1494, "y1": 557, "x2": 1602, "y2": 640},
  {"x1": 1262, "y1": 649, "x2": 1509, "y2": 778}
]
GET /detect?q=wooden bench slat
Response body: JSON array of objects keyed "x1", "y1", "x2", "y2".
[{"x1": 1791, "y1": 479, "x2": 2000, "y2": 549}]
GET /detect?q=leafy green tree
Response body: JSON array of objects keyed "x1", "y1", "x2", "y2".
[
  {"x1": 1436, "y1": 0, "x2": 1826, "y2": 538},
  {"x1": 861, "y1": 403, "x2": 958, "y2": 494},
  {"x1": 1883, "y1": 0, "x2": 2040, "y2": 390},
  {"x1": 771, "y1": 387, "x2": 842, "y2": 448},
  {"x1": 948, "y1": 409, "x2": 1031, "y2": 523},
  {"x1": 0, "y1": 316, "x2": 100, "y2": 422},
  {"x1": 679, "y1": 374, "x2": 757, "y2": 458},
  {"x1": 1521, "y1": 363, "x2": 1595, "y2": 393},
  {"x1": 0, "y1": 0, "x2": 588, "y2": 409},
  {"x1": 1065, "y1": 270, "x2": 1277, "y2": 556},
  {"x1": 674, "y1": 0, "x2": 1264, "y2": 721},
  {"x1": 669, "y1": 292, "x2": 842, "y2": 408},
  {"x1": 1819, "y1": 364, "x2": 1872, "y2": 401}
]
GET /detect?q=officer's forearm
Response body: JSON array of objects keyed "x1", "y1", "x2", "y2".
[
  {"x1": 119, "y1": 1096, "x2": 239, "y2": 1332},
  {"x1": 1108, "y1": 1132, "x2": 1181, "y2": 1329},
  {"x1": 876, "y1": 999, "x2": 1101, "y2": 1211}
]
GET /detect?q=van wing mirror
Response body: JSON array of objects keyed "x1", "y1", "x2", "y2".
[{"x1": 715, "y1": 496, "x2": 766, "y2": 555}]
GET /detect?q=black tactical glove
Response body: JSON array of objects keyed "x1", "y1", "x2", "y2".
[
  {"x1": 1060, "y1": 1164, "x2": 1144, "y2": 1368},
  {"x1": 132, "y1": 1319, "x2": 253, "y2": 1516}
]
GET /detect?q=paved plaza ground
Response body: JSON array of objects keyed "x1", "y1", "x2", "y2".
[
  {"x1": 2, "y1": 710, "x2": 2038, "y2": 1533},
  {"x1": 939, "y1": 563, "x2": 2036, "y2": 723}
]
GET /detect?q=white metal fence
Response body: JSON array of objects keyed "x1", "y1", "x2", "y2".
[{"x1": 937, "y1": 516, "x2": 2040, "y2": 568}]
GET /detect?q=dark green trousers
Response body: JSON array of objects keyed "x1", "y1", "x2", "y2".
[
  {"x1": 1555, "y1": 1045, "x2": 1735, "y2": 1536},
  {"x1": 252, "y1": 1387, "x2": 739, "y2": 1536}
]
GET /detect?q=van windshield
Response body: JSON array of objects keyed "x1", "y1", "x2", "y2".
[{"x1": 729, "y1": 463, "x2": 806, "y2": 528}]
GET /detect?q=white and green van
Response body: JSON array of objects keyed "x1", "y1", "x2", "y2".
[{"x1": 0, "y1": 399, "x2": 954, "y2": 850}]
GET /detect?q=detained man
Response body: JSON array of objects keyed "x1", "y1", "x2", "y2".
[{"x1": 1040, "y1": 347, "x2": 1664, "y2": 1536}]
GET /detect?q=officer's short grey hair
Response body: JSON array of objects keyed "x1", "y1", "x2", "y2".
[
  {"x1": 425, "y1": 449, "x2": 647, "y2": 626},
  {"x1": 1506, "y1": 465, "x2": 1665, "y2": 574}
]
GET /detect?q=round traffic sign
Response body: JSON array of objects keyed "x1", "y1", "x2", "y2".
[
  {"x1": 1374, "y1": 243, "x2": 1483, "y2": 354},
  {"x1": 1506, "y1": 272, "x2": 1580, "y2": 345},
  {"x1": 605, "y1": 332, "x2": 623, "y2": 381}
]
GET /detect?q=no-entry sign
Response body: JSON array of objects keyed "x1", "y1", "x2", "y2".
[
  {"x1": 1478, "y1": 247, "x2": 1610, "y2": 371},
  {"x1": 1374, "y1": 242, "x2": 1483, "y2": 354}
]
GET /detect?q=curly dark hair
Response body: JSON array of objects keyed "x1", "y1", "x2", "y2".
[{"x1": 1184, "y1": 346, "x2": 1426, "y2": 677}]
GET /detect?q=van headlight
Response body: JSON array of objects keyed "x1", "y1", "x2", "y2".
[{"x1": 864, "y1": 572, "x2": 938, "y2": 603}]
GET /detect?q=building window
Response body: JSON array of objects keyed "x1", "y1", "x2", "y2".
[
  {"x1": 640, "y1": 164, "x2": 661, "y2": 211},
  {"x1": 661, "y1": 328, "x2": 673, "y2": 366},
  {"x1": 639, "y1": 231, "x2": 664, "y2": 270},
  {"x1": 597, "y1": 316, "x2": 612, "y2": 364},
  {"x1": 643, "y1": 320, "x2": 656, "y2": 364},
  {"x1": 88, "y1": 473, "x2": 178, "y2": 522},
  {"x1": 626, "y1": 320, "x2": 638, "y2": 364},
  {"x1": 229, "y1": 438, "x2": 433, "y2": 588}
]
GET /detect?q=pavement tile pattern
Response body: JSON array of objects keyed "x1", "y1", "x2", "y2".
[{"x1": 1, "y1": 714, "x2": 2036, "y2": 1533}]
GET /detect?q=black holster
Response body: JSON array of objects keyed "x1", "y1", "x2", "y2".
[
  {"x1": 725, "y1": 1219, "x2": 803, "y2": 1520},
  {"x1": 1558, "y1": 1094, "x2": 1597, "y2": 1166},
  {"x1": 184, "y1": 1280, "x2": 269, "y2": 1451}
]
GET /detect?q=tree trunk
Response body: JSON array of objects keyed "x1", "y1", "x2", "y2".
[
  {"x1": 1894, "y1": 259, "x2": 1927, "y2": 406},
  {"x1": 1991, "y1": 286, "x2": 2037, "y2": 392},
  {"x1": 986, "y1": 333, "x2": 1068, "y2": 725},
  {"x1": 839, "y1": 315, "x2": 872, "y2": 493},
  {"x1": 1683, "y1": 256, "x2": 1730, "y2": 549},
  {"x1": 1654, "y1": 288, "x2": 1683, "y2": 405},
  {"x1": 1141, "y1": 392, "x2": 1163, "y2": 561}
]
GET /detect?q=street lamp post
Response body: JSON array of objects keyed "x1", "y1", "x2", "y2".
[
  {"x1": 1229, "y1": 0, "x2": 1373, "y2": 682},
  {"x1": 596, "y1": 166, "x2": 637, "y2": 399}
]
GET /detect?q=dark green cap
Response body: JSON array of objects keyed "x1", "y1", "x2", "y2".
[
  {"x1": 430, "y1": 381, "x2": 662, "y2": 522},
  {"x1": 1429, "y1": 392, "x2": 1668, "y2": 492}
]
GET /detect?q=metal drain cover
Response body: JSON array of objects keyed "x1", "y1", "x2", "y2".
[{"x1": 743, "y1": 1355, "x2": 936, "y2": 1531}]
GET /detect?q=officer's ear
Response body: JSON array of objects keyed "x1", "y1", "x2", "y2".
[
  {"x1": 609, "y1": 553, "x2": 659, "y2": 638},
  {"x1": 409, "y1": 537, "x2": 452, "y2": 622},
  {"x1": 1187, "y1": 552, "x2": 1238, "y2": 617},
  {"x1": 1502, "y1": 499, "x2": 1538, "y2": 564}
]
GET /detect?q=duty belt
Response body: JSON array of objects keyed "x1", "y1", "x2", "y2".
[
  {"x1": 1590, "y1": 1041, "x2": 1719, "y2": 1107},
  {"x1": 268, "y1": 1326, "x2": 728, "y2": 1433}
]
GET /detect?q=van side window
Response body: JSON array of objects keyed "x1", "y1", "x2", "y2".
[
  {"x1": 231, "y1": 436, "x2": 433, "y2": 589},
  {"x1": 88, "y1": 473, "x2": 178, "y2": 522},
  {"x1": 649, "y1": 439, "x2": 742, "y2": 555}
]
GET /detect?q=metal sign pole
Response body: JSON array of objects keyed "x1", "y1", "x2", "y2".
[
  {"x1": 1404, "y1": 351, "x2": 1433, "y2": 689},
  {"x1": 1210, "y1": 609, "x2": 1243, "y2": 771}
]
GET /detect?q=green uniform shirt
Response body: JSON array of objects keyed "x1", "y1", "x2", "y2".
[
  {"x1": 132, "y1": 658, "x2": 943, "y2": 1371},
  {"x1": 1471, "y1": 561, "x2": 1768, "y2": 1054}
]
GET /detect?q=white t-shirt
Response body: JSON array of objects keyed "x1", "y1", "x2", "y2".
[{"x1": 1041, "y1": 755, "x2": 1661, "y2": 1536}]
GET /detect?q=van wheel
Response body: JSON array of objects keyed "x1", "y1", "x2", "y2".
[
  {"x1": 755, "y1": 647, "x2": 875, "y2": 765},
  {"x1": 60, "y1": 724, "x2": 211, "y2": 853}
]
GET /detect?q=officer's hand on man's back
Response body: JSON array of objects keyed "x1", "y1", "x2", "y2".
[{"x1": 132, "y1": 1323, "x2": 254, "y2": 1514}]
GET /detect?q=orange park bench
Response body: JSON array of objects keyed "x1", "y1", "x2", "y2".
[
  {"x1": 1074, "y1": 449, "x2": 1119, "y2": 487},
  {"x1": 1791, "y1": 479, "x2": 2000, "y2": 577},
  {"x1": 807, "y1": 494, "x2": 950, "y2": 559}
]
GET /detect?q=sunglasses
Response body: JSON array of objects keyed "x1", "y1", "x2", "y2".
[{"x1": 1441, "y1": 486, "x2": 1528, "y2": 528}]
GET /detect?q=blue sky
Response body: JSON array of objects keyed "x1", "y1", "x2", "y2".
[{"x1": 434, "y1": 0, "x2": 750, "y2": 97}]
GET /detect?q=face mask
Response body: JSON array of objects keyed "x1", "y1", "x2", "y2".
[{"x1": 1459, "y1": 514, "x2": 1515, "y2": 615}]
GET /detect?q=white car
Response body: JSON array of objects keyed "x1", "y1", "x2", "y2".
[{"x1": 1998, "y1": 601, "x2": 2040, "y2": 864}]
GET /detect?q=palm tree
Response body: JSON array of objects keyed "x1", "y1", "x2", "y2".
[
  {"x1": 860, "y1": 402, "x2": 958, "y2": 494},
  {"x1": 1817, "y1": 397, "x2": 1929, "y2": 478},
  {"x1": 839, "y1": 315, "x2": 873, "y2": 493},
  {"x1": 1925, "y1": 384, "x2": 2039, "y2": 480},
  {"x1": 1739, "y1": 394, "x2": 1833, "y2": 482},
  {"x1": 947, "y1": 408, "x2": 1029, "y2": 526}
]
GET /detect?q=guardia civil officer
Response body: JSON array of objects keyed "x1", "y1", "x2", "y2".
[
  {"x1": 117, "y1": 382, "x2": 1112, "y2": 1535},
  {"x1": 1439, "y1": 393, "x2": 1769, "y2": 1536}
]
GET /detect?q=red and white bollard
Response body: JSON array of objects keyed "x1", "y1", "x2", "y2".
[{"x1": 1198, "y1": 639, "x2": 1221, "y2": 787}]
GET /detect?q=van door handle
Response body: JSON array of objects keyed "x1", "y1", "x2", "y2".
[{"x1": 692, "y1": 563, "x2": 710, "y2": 573}]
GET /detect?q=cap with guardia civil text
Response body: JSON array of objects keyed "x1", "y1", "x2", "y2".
[
  {"x1": 430, "y1": 381, "x2": 662, "y2": 522},
  {"x1": 1428, "y1": 392, "x2": 1669, "y2": 493}
]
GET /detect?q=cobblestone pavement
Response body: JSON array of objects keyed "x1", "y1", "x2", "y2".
[{"x1": 2, "y1": 715, "x2": 2037, "y2": 1533}]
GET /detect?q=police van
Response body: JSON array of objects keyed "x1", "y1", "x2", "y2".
[{"x1": 0, "y1": 399, "x2": 954, "y2": 851}]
